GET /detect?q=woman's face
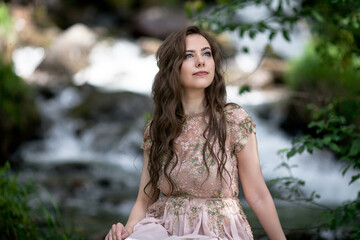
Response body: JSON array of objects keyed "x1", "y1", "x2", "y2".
[{"x1": 180, "y1": 34, "x2": 215, "y2": 93}]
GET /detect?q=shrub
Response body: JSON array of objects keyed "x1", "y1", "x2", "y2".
[{"x1": 0, "y1": 162, "x2": 86, "y2": 240}]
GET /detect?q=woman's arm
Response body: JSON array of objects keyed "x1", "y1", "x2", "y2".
[
  {"x1": 236, "y1": 133, "x2": 286, "y2": 240},
  {"x1": 124, "y1": 152, "x2": 157, "y2": 232},
  {"x1": 106, "y1": 152, "x2": 157, "y2": 240}
]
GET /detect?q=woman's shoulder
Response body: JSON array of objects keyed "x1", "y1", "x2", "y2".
[
  {"x1": 143, "y1": 119, "x2": 153, "y2": 135},
  {"x1": 224, "y1": 103, "x2": 253, "y2": 124}
]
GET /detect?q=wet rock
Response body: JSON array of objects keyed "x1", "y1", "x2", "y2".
[
  {"x1": 261, "y1": 57, "x2": 288, "y2": 84},
  {"x1": 29, "y1": 24, "x2": 98, "y2": 86},
  {"x1": 28, "y1": 58, "x2": 72, "y2": 86},
  {"x1": 50, "y1": 23, "x2": 97, "y2": 73},
  {"x1": 132, "y1": 6, "x2": 189, "y2": 39},
  {"x1": 226, "y1": 57, "x2": 288, "y2": 89},
  {"x1": 11, "y1": 6, "x2": 60, "y2": 47},
  {"x1": 63, "y1": 84, "x2": 152, "y2": 154},
  {"x1": 70, "y1": 84, "x2": 152, "y2": 125},
  {"x1": 137, "y1": 37, "x2": 162, "y2": 55},
  {"x1": 54, "y1": 162, "x2": 90, "y2": 173},
  {"x1": 98, "y1": 178, "x2": 111, "y2": 188},
  {"x1": 246, "y1": 68, "x2": 273, "y2": 89},
  {"x1": 43, "y1": 0, "x2": 131, "y2": 30}
]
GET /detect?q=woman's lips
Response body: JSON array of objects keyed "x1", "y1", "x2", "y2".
[{"x1": 193, "y1": 71, "x2": 208, "y2": 76}]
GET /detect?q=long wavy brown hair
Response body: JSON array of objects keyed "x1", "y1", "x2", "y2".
[{"x1": 145, "y1": 26, "x2": 229, "y2": 200}]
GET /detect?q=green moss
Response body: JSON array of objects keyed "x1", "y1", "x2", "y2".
[{"x1": 0, "y1": 57, "x2": 41, "y2": 164}]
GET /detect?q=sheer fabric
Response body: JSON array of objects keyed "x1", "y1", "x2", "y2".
[{"x1": 128, "y1": 103, "x2": 256, "y2": 240}]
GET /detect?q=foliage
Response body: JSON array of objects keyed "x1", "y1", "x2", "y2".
[
  {"x1": 277, "y1": 103, "x2": 360, "y2": 238},
  {"x1": 0, "y1": 55, "x2": 41, "y2": 165},
  {"x1": 284, "y1": 40, "x2": 360, "y2": 128},
  {"x1": 280, "y1": 103, "x2": 360, "y2": 184},
  {"x1": 0, "y1": 162, "x2": 86, "y2": 240},
  {"x1": 186, "y1": 0, "x2": 360, "y2": 57},
  {"x1": 286, "y1": 41, "x2": 360, "y2": 95},
  {"x1": 0, "y1": 162, "x2": 38, "y2": 239},
  {"x1": 0, "y1": 3, "x2": 40, "y2": 164}
]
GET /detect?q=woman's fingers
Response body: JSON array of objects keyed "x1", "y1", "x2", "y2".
[
  {"x1": 111, "y1": 224, "x2": 118, "y2": 240},
  {"x1": 105, "y1": 230, "x2": 112, "y2": 240},
  {"x1": 115, "y1": 223, "x2": 123, "y2": 240},
  {"x1": 121, "y1": 228, "x2": 130, "y2": 239},
  {"x1": 105, "y1": 223, "x2": 127, "y2": 240}
]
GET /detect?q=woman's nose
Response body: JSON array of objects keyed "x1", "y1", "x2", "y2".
[{"x1": 196, "y1": 56, "x2": 205, "y2": 67}]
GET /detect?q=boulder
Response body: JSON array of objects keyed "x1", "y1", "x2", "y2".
[
  {"x1": 137, "y1": 37, "x2": 162, "y2": 55},
  {"x1": 29, "y1": 24, "x2": 98, "y2": 86},
  {"x1": 132, "y1": 6, "x2": 189, "y2": 39},
  {"x1": 69, "y1": 84, "x2": 152, "y2": 131}
]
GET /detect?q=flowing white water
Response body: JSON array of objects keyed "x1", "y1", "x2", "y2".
[
  {"x1": 12, "y1": 46, "x2": 45, "y2": 78},
  {"x1": 20, "y1": 86, "x2": 144, "y2": 172},
  {"x1": 73, "y1": 39, "x2": 158, "y2": 94},
  {"x1": 227, "y1": 87, "x2": 360, "y2": 204}
]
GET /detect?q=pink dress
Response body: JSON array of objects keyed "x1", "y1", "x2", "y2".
[{"x1": 127, "y1": 103, "x2": 256, "y2": 240}]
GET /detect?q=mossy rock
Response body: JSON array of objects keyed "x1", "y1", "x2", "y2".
[{"x1": 0, "y1": 58, "x2": 41, "y2": 165}]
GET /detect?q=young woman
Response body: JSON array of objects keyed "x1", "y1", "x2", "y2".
[{"x1": 105, "y1": 26, "x2": 286, "y2": 240}]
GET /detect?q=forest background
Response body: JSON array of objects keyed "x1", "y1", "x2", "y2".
[{"x1": 1, "y1": 0, "x2": 359, "y2": 239}]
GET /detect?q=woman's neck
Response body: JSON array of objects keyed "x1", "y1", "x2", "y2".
[{"x1": 182, "y1": 90, "x2": 206, "y2": 115}]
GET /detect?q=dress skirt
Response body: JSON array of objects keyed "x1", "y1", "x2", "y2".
[{"x1": 126, "y1": 196, "x2": 253, "y2": 240}]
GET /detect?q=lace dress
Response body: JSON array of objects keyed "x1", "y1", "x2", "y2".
[{"x1": 127, "y1": 103, "x2": 256, "y2": 240}]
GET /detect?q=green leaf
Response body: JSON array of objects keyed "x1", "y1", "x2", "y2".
[
  {"x1": 349, "y1": 139, "x2": 360, "y2": 156},
  {"x1": 298, "y1": 180, "x2": 305, "y2": 186},
  {"x1": 269, "y1": 31, "x2": 276, "y2": 41},
  {"x1": 239, "y1": 85, "x2": 250, "y2": 95},
  {"x1": 286, "y1": 148, "x2": 297, "y2": 159},
  {"x1": 282, "y1": 30, "x2": 290, "y2": 41},
  {"x1": 298, "y1": 145, "x2": 305, "y2": 154},
  {"x1": 240, "y1": 27, "x2": 246, "y2": 37},
  {"x1": 305, "y1": 143, "x2": 313, "y2": 154},
  {"x1": 342, "y1": 164, "x2": 351, "y2": 176},
  {"x1": 349, "y1": 174, "x2": 360, "y2": 184},
  {"x1": 329, "y1": 142, "x2": 340, "y2": 152},
  {"x1": 311, "y1": 10, "x2": 324, "y2": 22},
  {"x1": 323, "y1": 136, "x2": 332, "y2": 145},
  {"x1": 309, "y1": 120, "x2": 325, "y2": 129},
  {"x1": 277, "y1": 148, "x2": 289, "y2": 154},
  {"x1": 249, "y1": 30, "x2": 256, "y2": 39}
]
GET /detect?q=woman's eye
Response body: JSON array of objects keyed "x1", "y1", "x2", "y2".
[
  {"x1": 185, "y1": 54, "x2": 193, "y2": 59},
  {"x1": 203, "y1": 51, "x2": 212, "y2": 57}
]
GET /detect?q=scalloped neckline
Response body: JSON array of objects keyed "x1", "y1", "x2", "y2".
[{"x1": 185, "y1": 111, "x2": 206, "y2": 118}]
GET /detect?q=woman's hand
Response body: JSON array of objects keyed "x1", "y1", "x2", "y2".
[{"x1": 105, "y1": 223, "x2": 130, "y2": 240}]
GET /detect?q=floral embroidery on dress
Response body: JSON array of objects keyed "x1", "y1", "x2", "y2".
[
  {"x1": 141, "y1": 120, "x2": 152, "y2": 154},
  {"x1": 140, "y1": 103, "x2": 256, "y2": 239},
  {"x1": 233, "y1": 117, "x2": 256, "y2": 154},
  {"x1": 224, "y1": 103, "x2": 256, "y2": 154}
]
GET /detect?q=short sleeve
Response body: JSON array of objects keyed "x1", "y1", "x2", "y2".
[
  {"x1": 225, "y1": 103, "x2": 256, "y2": 154},
  {"x1": 141, "y1": 120, "x2": 152, "y2": 154}
]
